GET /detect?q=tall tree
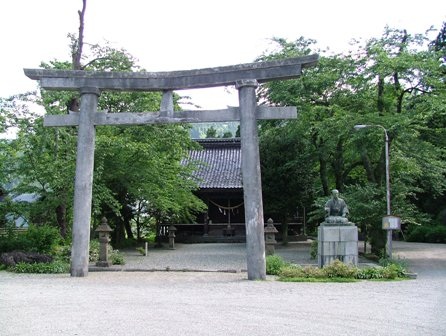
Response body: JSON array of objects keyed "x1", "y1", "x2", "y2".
[
  {"x1": 1, "y1": 0, "x2": 205, "y2": 244},
  {"x1": 256, "y1": 27, "x2": 446, "y2": 253},
  {"x1": 260, "y1": 119, "x2": 316, "y2": 243}
]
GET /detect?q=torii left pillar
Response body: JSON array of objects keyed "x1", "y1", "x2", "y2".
[{"x1": 71, "y1": 87, "x2": 100, "y2": 277}]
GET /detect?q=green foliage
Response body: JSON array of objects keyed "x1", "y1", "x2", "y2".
[
  {"x1": 0, "y1": 225, "x2": 61, "y2": 254},
  {"x1": 88, "y1": 239, "x2": 125, "y2": 265},
  {"x1": 276, "y1": 259, "x2": 409, "y2": 281},
  {"x1": 12, "y1": 260, "x2": 69, "y2": 274},
  {"x1": 110, "y1": 249, "x2": 125, "y2": 265},
  {"x1": 205, "y1": 126, "x2": 217, "y2": 138},
  {"x1": 1, "y1": 41, "x2": 206, "y2": 245},
  {"x1": 356, "y1": 267, "x2": 384, "y2": 280},
  {"x1": 54, "y1": 244, "x2": 71, "y2": 263},
  {"x1": 279, "y1": 264, "x2": 326, "y2": 279},
  {"x1": 265, "y1": 255, "x2": 289, "y2": 275},
  {"x1": 89, "y1": 239, "x2": 100, "y2": 262},
  {"x1": 323, "y1": 259, "x2": 358, "y2": 278},
  {"x1": 407, "y1": 225, "x2": 446, "y2": 243},
  {"x1": 0, "y1": 232, "x2": 27, "y2": 253},
  {"x1": 257, "y1": 28, "x2": 446, "y2": 254},
  {"x1": 2, "y1": 25, "x2": 445, "y2": 251},
  {"x1": 310, "y1": 240, "x2": 318, "y2": 259},
  {"x1": 136, "y1": 247, "x2": 146, "y2": 255},
  {"x1": 260, "y1": 119, "x2": 316, "y2": 225},
  {"x1": 24, "y1": 225, "x2": 61, "y2": 254},
  {"x1": 190, "y1": 122, "x2": 238, "y2": 139}
]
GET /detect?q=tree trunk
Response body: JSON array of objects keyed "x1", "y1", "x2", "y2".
[
  {"x1": 377, "y1": 76, "x2": 385, "y2": 114},
  {"x1": 114, "y1": 220, "x2": 125, "y2": 246},
  {"x1": 124, "y1": 219, "x2": 134, "y2": 240},
  {"x1": 55, "y1": 204, "x2": 67, "y2": 239},
  {"x1": 121, "y1": 204, "x2": 134, "y2": 240},
  {"x1": 319, "y1": 157, "x2": 329, "y2": 196},
  {"x1": 333, "y1": 138, "x2": 345, "y2": 192},
  {"x1": 360, "y1": 149, "x2": 376, "y2": 183}
]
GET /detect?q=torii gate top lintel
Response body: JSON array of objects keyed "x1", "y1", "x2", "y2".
[{"x1": 24, "y1": 54, "x2": 318, "y2": 91}]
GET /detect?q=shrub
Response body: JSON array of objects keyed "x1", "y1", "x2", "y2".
[
  {"x1": 310, "y1": 240, "x2": 318, "y2": 259},
  {"x1": 110, "y1": 249, "x2": 125, "y2": 265},
  {"x1": 54, "y1": 244, "x2": 72, "y2": 263},
  {"x1": 425, "y1": 226, "x2": 446, "y2": 243},
  {"x1": 278, "y1": 265, "x2": 327, "y2": 279},
  {"x1": 89, "y1": 240, "x2": 100, "y2": 262},
  {"x1": 322, "y1": 259, "x2": 358, "y2": 278},
  {"x1": 357, "y1": 267, "x2": 384, "y2": 279},
  {"x1": 302, "y1": 265, "x2": 325, "y2": 278},
  {"x1": 0, "y1": 225, "x2": 61, "y2": 254},
  {"x1": 279, "y1": 265, "x2": 306, "y2": 278},
  {"x1": 136, "y1": 247, "x2": 146, "y2": 255},
  {"x1": 407, "y1": 225, "x2": 446, "y2": 243},
  {"x1": 277, "y1": 260, "x2": 408, "y2": 282},
  {"x1": 378, "y1": 258, "x2": 407, "y2": 278},
  {"x1": 89, "y1": 240, "x2": 125, "y2": 265},
  {"x1": 0, "y1": 234, "x2": 29, "y2": 253},
  {"x1": 25, "y1": 225, "x2": 61, "y2": 254},
  {"x1": 266, "y1": 255, "x2": 288, "y2": 275},
  {"x1": 381, "y1": 264, "x2": 400, "y2": 279},
  {"x1": 12, "y1": 260, "x2": 69, "y2": 274},
  {"x1": 406, "y1": 225, "x2": 428, "y2": 242}
]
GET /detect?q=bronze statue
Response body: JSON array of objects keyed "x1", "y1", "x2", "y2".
[{"x1": 324, "y1": 189, "x2": 349, "y2": 218}]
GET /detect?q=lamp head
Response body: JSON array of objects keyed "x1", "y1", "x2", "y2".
[{"x1": 354, "y1": 124, "x2": 368, "y2": 130}]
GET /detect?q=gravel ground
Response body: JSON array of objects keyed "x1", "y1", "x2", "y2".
[{"x1": 0, "y1": 241, "x2": 445, "y2": 336}]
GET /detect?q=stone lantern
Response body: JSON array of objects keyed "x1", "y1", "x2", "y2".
[
  {"x1": 264, "y1": 218, "x2": 278, "y2": 255},
  {"x1": 95, "y1": 217, "x2": 113, "y2": 267},
  {"x1": 168, "y1": 225, "x2": 177, "y2": 250}
]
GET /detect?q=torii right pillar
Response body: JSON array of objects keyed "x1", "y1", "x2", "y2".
[{"x1": 237, "y1": 79, "x2": 266, "y2": 280}]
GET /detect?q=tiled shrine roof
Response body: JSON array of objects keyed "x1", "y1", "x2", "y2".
[{"x1": 188, "y1": 138, "x2": 242, "y2": 190}]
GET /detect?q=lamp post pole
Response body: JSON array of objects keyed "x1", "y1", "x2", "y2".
[{"x1": 354, "y1": 124, "x2": 392, "y2": 258}]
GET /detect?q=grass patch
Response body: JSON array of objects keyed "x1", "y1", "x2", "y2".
[{"x1": 279, "y1": 277, "x2": 359, "y2": 283}]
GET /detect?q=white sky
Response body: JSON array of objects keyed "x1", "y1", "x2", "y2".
[{"x1": 1, "y1": 0, "x2": 445, "y2": 109}]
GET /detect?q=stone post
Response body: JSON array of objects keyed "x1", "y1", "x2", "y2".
[
  {"x1": 168, "y1": 225, "x2": 177, "y2": 249},
  {"x1": 264, "y1": 218, "x2": 278, "y2": 255},
  {"x1": 71, "y1": 87, "x2": 100, "y2": 277},
  {"x1": 236, "y1": 79, "x2": 266, "y2": 280},
  {"x1": 95, "y1": 217, "x2": 113, "y2": 267}
]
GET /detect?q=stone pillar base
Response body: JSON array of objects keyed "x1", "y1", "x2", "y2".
[{"x1": 317, "y1": 225, "x2": 358, "y2": 268}]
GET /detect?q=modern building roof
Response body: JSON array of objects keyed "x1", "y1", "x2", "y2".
[{"x1": 188, "y1": 138, "x2": 242, "y2": 190}]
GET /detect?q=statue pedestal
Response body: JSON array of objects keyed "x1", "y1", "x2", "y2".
[{"x1": 317, "y1": 222, "x2": 358, "y2": 268}]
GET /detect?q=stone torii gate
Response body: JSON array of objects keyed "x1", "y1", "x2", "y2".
[{"x1": 24, "y1": 55, "x2": 317, "y2": 280}]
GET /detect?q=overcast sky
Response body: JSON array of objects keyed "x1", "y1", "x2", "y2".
[{"x1": 1, "y1": 0, "x2": 445, "y2": 109}]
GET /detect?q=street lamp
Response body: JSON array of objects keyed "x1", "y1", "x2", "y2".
[{"x1": 354, "y1": 124, "x2": 394, "y2": 258}]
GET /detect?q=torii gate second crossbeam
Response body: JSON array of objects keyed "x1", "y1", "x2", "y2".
[{"x1": 24, "y1": 55, "x2": 318, "y2": 280}]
